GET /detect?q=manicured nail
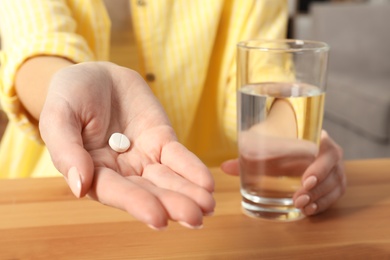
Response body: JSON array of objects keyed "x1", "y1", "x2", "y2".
[
  {"x1": 68, "y1": 167, "x2": 82, "y2": 198},
  {"x1": 147, "y1": 224, "x2": 167, "y2": 231},
  {"x1": 295, "y1": 195, "x2": 310, "y2": 208},
  {"x1": 305, "y1": 203, "x2": 318, "y2": 215},
  {"x1": 178, "y1": 221, "x2": 203, "y2": 230},
  {"x1": 303, "y1": 176, "x2": 318, "y2": 190}
]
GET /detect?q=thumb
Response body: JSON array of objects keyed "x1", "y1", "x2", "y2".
[
  {"x1": 39, "y1": 104, "x2": 94, "y2": 198},
  {"x1": 60, "y1": 144, "x2": 94, "y2": 198},
  {"x1": 220, "y1": 159, "x2": 240, "y2": 176}
]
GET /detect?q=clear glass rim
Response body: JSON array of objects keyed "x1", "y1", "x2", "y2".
[{"x1": 237, "y1": 39, "x2": 330, "y2": 52}]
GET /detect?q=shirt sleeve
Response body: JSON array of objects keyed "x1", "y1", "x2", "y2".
[{"x1": 0, "y1": 0, "x2": 110, "y2": 142}]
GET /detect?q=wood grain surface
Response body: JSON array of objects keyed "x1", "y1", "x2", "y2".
[{"x1": 0, "y1": 159, "x2": 390, "y2": 259}]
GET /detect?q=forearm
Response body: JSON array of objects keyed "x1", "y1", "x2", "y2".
[
  {"x1": 15, "y1": 56, "x2": 74, "y2": 121},
  {"x1": 0, "y1": 1, "x2": 96, "y2": 122}
]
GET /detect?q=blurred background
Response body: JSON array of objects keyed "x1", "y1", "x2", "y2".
[
  {"x1": 290, "y1": 0, "x2": 390, "y2": 159},
  {"x1": 1, "y1": 0, "x2": 389, "y2": 160}
]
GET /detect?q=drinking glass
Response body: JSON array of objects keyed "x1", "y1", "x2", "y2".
[{"x1": 237, "y1": 39, "x2": 329, "y2": 221}]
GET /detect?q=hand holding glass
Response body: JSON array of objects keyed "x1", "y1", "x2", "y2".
[{"x1": 237, "y1": 39, "x2": 329, "y2": 221}]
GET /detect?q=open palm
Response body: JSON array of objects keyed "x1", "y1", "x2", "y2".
[{"x1": 39, "y1": 62, "x2": 215, "y2": 230}]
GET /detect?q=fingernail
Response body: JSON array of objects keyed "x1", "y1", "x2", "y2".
[
  {"x1": 68, "y1": 167, "x2": 82, "y2": 198},
  {"x1": 303, "y1": 176, "x2": 318, "y2": 190},
  {"x1": 305, "y1": 203, "x2": 318, "y2": 215},
  {"x1": 179, "y1": 221, "x2": 203, "y2": 230},
  {"x1": 295, "y1": 195, "x2": 310, "y2": 208},
  {"x1": 147, "y1": 224, "x2": 167, "y2": 231}
]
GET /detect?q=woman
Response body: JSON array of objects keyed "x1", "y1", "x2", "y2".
[{"x1": 0, "y1": 0, "x2": 345, "y2": 230}]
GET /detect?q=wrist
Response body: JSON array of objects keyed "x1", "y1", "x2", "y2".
[{"x1": 15, "y1": 56, "x2": 74, "y2": 121}]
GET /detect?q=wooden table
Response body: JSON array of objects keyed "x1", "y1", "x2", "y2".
[{"x1": 0, "y1": 159, "x2": 390, "y2": 259}]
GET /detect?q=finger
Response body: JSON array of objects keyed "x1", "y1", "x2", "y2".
[
  {"x1": 160, "y1": 142, "x2": 214, "y2": 192},
  {"x1": 301, "y1": 130, "x2": 343, "y2": 186},
  {"x1": 294, "y1": 166, "x2": 341, "y2": 208},
  {"x1": 302, "y1": 183, "x2": 345, "y2": 216},
  {"x1": 142, "y1": 164, "x2": 215, "y2": 215},
  {"x1": 220, "y1": 159, "x2": 240, "y2": 176},
  {"x1": 130, "y1": 176, "x2": 204, "y2": 229},
  {"x1": 240, "y1": 132, "x2": 317, "y2": 177},
  {"x1": 298, "y1": 130, "x2": 344, "y2": 200},
  {"x1": 39, "y1": 101, "x2": 94, "y2": 198},
  {"x1": 304, "y1": 164, "x2": 342, "y2": 203},
  {"x1": 88, "y1": 167, "x2": 169, "y2": 230},
  {"x1": 294, "y1": 162, "x2": 346, "y2": 209}
]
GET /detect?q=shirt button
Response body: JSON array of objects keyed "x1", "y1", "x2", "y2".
[
  {"x1": 137, "y1": 0, "x2": 147, "y2": 6},
  {"x1": 145, "y1": 73, "x2": 155, "y2": 82}
]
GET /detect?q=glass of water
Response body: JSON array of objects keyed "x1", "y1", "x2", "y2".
[{"x1": 237, "y1": 39, "x2": 329, "y2": 221}]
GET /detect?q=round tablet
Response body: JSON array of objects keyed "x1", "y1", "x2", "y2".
[{"x1": 108, "y1": 133, "x2": 131, "y2": 153}]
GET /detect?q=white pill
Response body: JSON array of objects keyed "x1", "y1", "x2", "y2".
[{"x1": 108, "y1": 133, "x2": 131, "y2": 153}]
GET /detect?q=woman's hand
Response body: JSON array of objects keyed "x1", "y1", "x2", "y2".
[
  {"x1": 221, "y1": 130, "x2": 346, "y2": 216},
  {"x1": 39, "y1": 62, "x2": 215, "y2": 230},
  {"x1": 292, "y1": 130, "x2": 346, "y2": 215}
]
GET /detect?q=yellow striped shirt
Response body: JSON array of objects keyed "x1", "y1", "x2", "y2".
[{"x1": 0, "y1": 0, "x2": 288, "y2": 178}]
